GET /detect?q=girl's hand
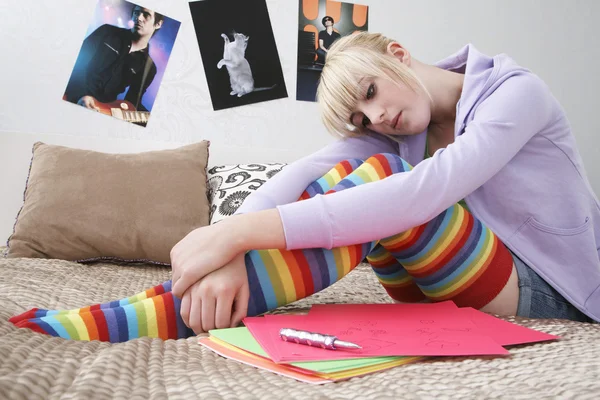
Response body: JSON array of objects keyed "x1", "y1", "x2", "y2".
[
  {"x1": 179, "y1": 253, "x2": 249, "y2": 333},
  {"x1": 171, "y1": 221, "x2": 243, "y2": 298},
  {"x1": 171, "y1": 209, "x2": 286, "y2": 298}
]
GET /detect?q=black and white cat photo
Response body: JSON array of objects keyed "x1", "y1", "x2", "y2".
[
  {"x1": 217, "y1": 32, "x2": 276, "y2": 97},
  {"x1": 189, "y1": 0, "x2": 287, "y2": 111}
]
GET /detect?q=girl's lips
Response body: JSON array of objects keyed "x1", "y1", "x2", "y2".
[{"x1": 393, "y1": 111, "x2": 403, "y2": 129}]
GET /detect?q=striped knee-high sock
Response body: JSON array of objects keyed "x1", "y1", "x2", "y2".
[
  {"x1": 314, "y1": 153, "x2": 427, "y2": 303},
  {"x1": 366, "y1": 244, "x2": 426, "y2": 302},
  {"x1": 246, "y1": 158, "x2": 376, "y2": 316},
  {"x1": 11, "y1": 289, "x2": 193, "y2": 342},
  {"x1": 373, "y1": 154, "x2": 513, "y2": 309},
  {"x1": 246, "y1": 154, "x2": 428, "y2": 315},
  {"x1": 9, "y1": 281, "x2": 173, "y2": 324}
]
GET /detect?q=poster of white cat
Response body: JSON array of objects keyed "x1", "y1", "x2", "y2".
[
  {"x1": 63, "y1": 0, "x2": 181, "y2": 127},
  {"x1": 189, "y1": 0, "x2": 288, "y2": 111},
  {"x1": 296, "y1": 0, "x2": 369, "y2": 102}
]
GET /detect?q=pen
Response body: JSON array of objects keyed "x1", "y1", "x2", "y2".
[{"x1": 279, "y1": 328, "x2": 362, "y2": 350}]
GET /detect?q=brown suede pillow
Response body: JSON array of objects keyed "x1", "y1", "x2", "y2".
[{"x1": 7, "y1": 141, "x2": 210, "y2": 265}]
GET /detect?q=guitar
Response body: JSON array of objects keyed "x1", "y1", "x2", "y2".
[{"x1": 94, "y1": 99, "x2": 150, "y2": 126}]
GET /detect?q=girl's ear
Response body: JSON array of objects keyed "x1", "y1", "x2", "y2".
[{"x1": 386, "y1": 42, "x2": 411, "y2": 66}]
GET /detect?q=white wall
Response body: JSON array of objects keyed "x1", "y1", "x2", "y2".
[{"x1": 1, "y1": 0, "x2": 599, "y2": 244}]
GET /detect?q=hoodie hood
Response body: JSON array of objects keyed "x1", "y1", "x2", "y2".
[{"x1": 401, "y1": 44, "x2": 530, "y2": 166}]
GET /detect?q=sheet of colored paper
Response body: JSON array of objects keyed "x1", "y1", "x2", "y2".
[
  {"x1": 206, "y1": 336, "x2": 417, "y2": 380},
  {"x1": 244, "y1": 310, "x2": 509, "y2": 362},
  {"x1": 308, "y1": 301, "x2": 458, "y2": 318},
  {"x1": 200, "y1": 337, "x2": 421, "y2": 382},
  {"x1": 198, "y1": 337, "x2": 333, "y2": 384},
  {"x1": 457, "y1": 307, "x2": 559, "y2": 346},
  {"x1": 321, "y1": 356, "x2": 421, "y2": 381},
  {"x1": 309, "y1": 303, "x2": 559, "y2": 347},
  {"x1": 210, "y1": 327, "x2": 267, "y2": 357},
  {"x1": 208, "y1": 335, "x2": 420, "y2": 380},
  {"x1": 209, "y1": 326, "x2": 417, "y2": 374}
]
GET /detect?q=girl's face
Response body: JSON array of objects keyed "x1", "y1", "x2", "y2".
[{"x1": 350, "y1": 75, "x2": 432, "y2": 136}]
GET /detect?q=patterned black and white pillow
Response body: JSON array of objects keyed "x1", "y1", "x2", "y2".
[{"x1": 207, "y1": 163, "x2": 287, "y2": 224}]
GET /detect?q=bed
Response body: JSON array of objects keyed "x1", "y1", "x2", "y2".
[{"x1": 1, "y1": 247, "x2": 599, "y2": 399}]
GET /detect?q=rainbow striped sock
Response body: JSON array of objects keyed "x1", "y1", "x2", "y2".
[
  {"x1": 246, "y1": 157, "x2": 376, "y2": 315},
  {"x1": 372, "y1": 154, "x2": 513, "y2": 309},
  {"x1": 245, "y1": 154, "x2": 422, "y2": 315},
  {"x1": 310, "y1": 154, "x2": 427, "y2": 302},
  {"x1": 366, "y1": 244, "x2": 426, "y2": 302},
  {"x1": 246, "y1": 243, "x2": 375, "y2": 315},
  {"x1": 9, "y1": 281, "x2": 173, "y2": 324},
  {"x1": 379, "y1": 203, "x2": 513, "y2": 308},
  {"x1": 11, "y1": 289, "x2": 193, "y2": 342}
]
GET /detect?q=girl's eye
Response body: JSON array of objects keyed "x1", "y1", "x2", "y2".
[
  {"x1": 362, "y1": 115, "x2": 371, "y2": 127},
  {"x1": 366, "y1": 83, "x2": 375, "y2": 100}
]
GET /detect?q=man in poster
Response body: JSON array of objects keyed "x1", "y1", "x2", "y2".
[
  {"x1": 295, "y1": 0, "x2": 369, "y2": 102},
  {"x1": 316, "y1": 16, "x2": 341, "y2": 64},
  {"x1": 64, "y1": 6, "x2": 163, "y2": 113}
]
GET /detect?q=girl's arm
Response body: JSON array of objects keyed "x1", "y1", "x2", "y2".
[
  {"x1": 235, "y1": 132, "x2": 398, "y2": 214},
  {"x1": 277, "y1": 73, "x2": 558, "y2": 250}
]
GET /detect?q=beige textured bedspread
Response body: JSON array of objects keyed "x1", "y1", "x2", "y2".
[{"x1": 1, "y1": 250, "x2": 599, "y2": 399}]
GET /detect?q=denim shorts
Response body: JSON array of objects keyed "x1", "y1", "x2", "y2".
[{"x1": 512, "y1": 251, "x2": 595, "y2": 323}]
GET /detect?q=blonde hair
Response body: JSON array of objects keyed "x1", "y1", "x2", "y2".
[{"x1": 316, "y1": 32, "x2": 429, "y2": 138}]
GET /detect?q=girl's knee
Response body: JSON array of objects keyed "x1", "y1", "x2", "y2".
[{"x1": 363, "y1": 153, "x2": 413, "y2": 174}]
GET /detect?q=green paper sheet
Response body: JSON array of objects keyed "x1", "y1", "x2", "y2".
[{"x1": 209, "y1": 327, "x2": 405, "y2": 373}]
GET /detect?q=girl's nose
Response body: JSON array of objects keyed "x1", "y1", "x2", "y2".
[{"x1": 365, "y1": 107, "x2": 385, "y2": 125}]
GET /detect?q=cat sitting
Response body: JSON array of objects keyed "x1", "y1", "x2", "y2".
[{"x1": 217, "y1": 32, "x2": 276, "y2": 97}]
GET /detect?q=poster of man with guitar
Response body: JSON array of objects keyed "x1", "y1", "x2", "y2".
[{"x1": 63, "y1": 0, "x2": 180, "y2": 127}]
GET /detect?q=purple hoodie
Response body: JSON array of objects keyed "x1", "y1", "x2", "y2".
[{"x1": 238, "y1": 44, "x2": 600, "y2": 321}]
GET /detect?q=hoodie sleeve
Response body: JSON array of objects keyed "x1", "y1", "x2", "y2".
[
  {"x1": 277, "y1": 73, "x2": 557, "y2": 249},
  {"x1": 235, "y1": 133, "x2": 399, "y2": 214}
]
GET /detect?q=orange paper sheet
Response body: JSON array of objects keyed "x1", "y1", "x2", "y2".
[
  {"x1": 199, "y1": 336, "x2": 420, "y2": 384},
  {"x1": 198, "y1": 337, "x2": 333, "y2": 384}
]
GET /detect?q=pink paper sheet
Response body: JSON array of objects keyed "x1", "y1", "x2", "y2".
[
  {"x1": 308, "y1": 301, "x2": 458, "y2": 319},
  {"x1": 244, "y1": 307, "x2": 509, "y2": 362},
  {"x1": 308, "y1": 301, "x2": 559, "y2": 346},
  {"x1": 310, "y1": 303, "x2": 558, "y2": 346},
  {"x1": 456, "y1": 307, "x2": 559, "y2": 346}
]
